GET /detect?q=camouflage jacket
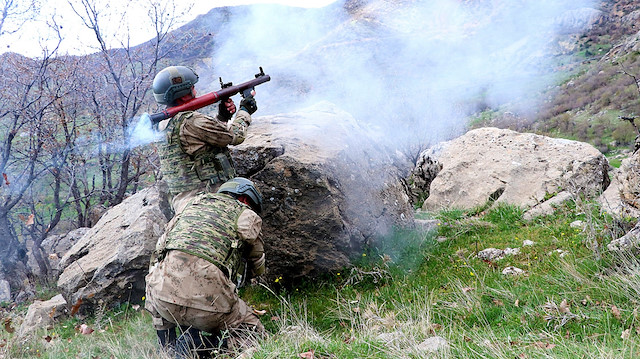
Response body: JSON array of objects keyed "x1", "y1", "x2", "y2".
[
  {"x1": 156, "y1": 192, "x2": 263, "y2": 285},
  {"x1": 157, "y1": 110, "x2": 251, "y2": 198}
]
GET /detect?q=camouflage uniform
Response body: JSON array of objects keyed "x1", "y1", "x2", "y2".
[
  {"x1": 145, "y1": 192, "x2": 265, "y2": 350},
  {"x1": 158, "y1": 109, "x2": 251, "y2": 214}
]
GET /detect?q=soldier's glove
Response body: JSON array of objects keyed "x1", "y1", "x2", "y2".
[
  {"x1": 217, "y1": 98, "x2": 236, "y2": 121},
  {"x1": 239, "y1": 95, "x2": 258, "y2": 115}
]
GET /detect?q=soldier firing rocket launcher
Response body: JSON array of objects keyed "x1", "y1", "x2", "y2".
[{"x1": 149, "y1": 67, "x2": 270, "y2": 125}]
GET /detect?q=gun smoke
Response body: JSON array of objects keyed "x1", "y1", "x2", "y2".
[
  {"x1": 130, "y1": 0, "x2": 599, "y2": 151},
  {"x1": 127, "y1": 0, "x2": 600, "y2": 253},
  {"x1": 203, "y1": 0, "x2": 598, "y2": 147}
]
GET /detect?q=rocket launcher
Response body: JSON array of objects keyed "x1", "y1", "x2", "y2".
[{"x1": 149, "y1": 67, "x2": 270, "y2": 124}]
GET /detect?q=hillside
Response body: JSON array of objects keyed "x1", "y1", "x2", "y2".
[{"x1": 472, "y1": 0, "x2": 640, "y2": 154}]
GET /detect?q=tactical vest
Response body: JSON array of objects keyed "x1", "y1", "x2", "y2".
[
  {"x1": 159, "y1": 193, "x2": 247, "y2": 284},
  {"x1": 158, "y1": 112, "x2": 236, "y2": 196}
]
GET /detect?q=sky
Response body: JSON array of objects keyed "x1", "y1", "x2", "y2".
[{"x1": 0, "y1": 0, "x2": 338, "y2": 57}]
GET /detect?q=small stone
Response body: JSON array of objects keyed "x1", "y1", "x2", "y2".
[
  {"x1": 570, "y1": 220, "x2": 584, "y2": 229},
  {"x1": 549, "y1": 249, "x2": 569, "y2": 258},
  {"x1": 503, "y1": 247, "x2": 520, "y2": 256},
  {"x1": 416, "y1": 336, "x2": 449, "y2": 353},
  {"x1": 477, "y1": 248, "x2": 505, "y2": 261},
  {"x1": 502, "y1": 266, "x2": 525, "y2": 276}
]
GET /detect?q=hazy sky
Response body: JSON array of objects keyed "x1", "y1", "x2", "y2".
[{"x1": 0, "y1": 0, "x2": 337, "y2": 57}]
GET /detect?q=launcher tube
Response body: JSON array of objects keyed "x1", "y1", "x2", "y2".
[{"x1": 149, "y1": 72, "x2": 270, "y2": 124}]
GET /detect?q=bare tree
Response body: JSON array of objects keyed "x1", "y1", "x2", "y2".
[
  {"x1": 0, "y1": 47, "x2": 67, "y2": 287},
  {"x1": 0, "y1": 0, "x2": 195, "y2": 290},
  {"x1": 19, "y1": 55, "x2": 92, "y2": 278},
  {"x1": 69, "y1": 0, "x2": 189, "y2": 205},
  {"x1": 0, "y1": 0, "x2": 40, "y2": 37},
  {"x1": 618, "y1": 63, "x2": 640, "y2": 152}
]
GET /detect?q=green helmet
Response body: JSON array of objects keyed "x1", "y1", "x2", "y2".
[
  {"x1": 217, "y1": 177, "x2": 263, "y2": 213},
  {"x1": 152, "y1": 66, "x2": 199, "y2": 105}
]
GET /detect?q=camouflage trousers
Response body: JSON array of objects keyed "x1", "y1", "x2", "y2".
[{"x1": 145, "y1": 250, "x2": 264, "y2": 350}]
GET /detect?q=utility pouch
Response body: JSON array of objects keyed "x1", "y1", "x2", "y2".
[{"x1": 215, "y1": 153, "x2": 235, "y2": 182}]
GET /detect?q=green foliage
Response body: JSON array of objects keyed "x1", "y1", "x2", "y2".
[
  {"x1": 469, "y1": 109, "x2": 499, "y2": 129},
  {"x1": 5, "y1": 201, "x2": 640, "y2": 358}
]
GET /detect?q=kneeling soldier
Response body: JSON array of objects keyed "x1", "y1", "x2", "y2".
[{"x1": 145, "y1": 177, "x2": 266, "y2": 358}]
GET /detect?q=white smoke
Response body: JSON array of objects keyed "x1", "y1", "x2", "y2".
[
  {"x1": 206, "y1": 0, "x2": 598, "y2": 147},
  {"x1": 129, "y1": 113, "x2": 163, "y2": 149}
]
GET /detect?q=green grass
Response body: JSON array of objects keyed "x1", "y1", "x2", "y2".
[{"x1": 3, "y1": 201, "x2": 640, "y2": 358}]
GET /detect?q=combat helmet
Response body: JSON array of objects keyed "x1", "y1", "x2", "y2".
[
  {"x1": 152, "y1": 66, "x2": 199, "y2": 105},
  {"x1": 218, "y1": 177, "x2": 263, "y2": 213}
]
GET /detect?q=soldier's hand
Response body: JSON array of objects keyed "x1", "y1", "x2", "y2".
[
  {"x1": 217, "y1": 98, "x2": 236, "y2": 121},
  {"x1": 240, "y1": 95, "x2": 258, "y2": 115}
]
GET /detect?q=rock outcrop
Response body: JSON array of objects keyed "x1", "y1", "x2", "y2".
[
  {"x1": 603, "y1": 151, "x2": 640, "y2": 253},
  {"x1": 232, "y1": 102, "x2": 414, "y2": 282},
  {"x1": 599, "y1": 153, "x2": 640, "y2": 219},
  {"x1": 56, "y1": 184, "x2": 171, "y2": 313},
  {"x1": 412, "y1": 128, "x2": 610, "y2": 214}
]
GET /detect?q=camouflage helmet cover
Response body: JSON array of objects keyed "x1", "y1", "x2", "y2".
[
  {"x1": 152, "y1": 66, "x2": 199, "y2": 105},
  {"x1": 217, "y1": 177, "x2": 263, "y2": 213}
]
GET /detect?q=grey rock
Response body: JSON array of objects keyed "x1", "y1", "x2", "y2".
[
  {"x1": 524, "y1": 191, "x2": 574, "y2": 220},
  {"x1": 416, "y1": 336, "x2": 449, "y2": 353},
  {"x1": 56, "y1": 184, "x2": 171, "y2": 313},
  {"x1": 570, "y1": 220, "x2": 585, "y2": 229},
  {"x1": 502, "y1": 266, "x2": 526, "y2": 276},
  {"x1": 40, "y1": 227, "x2": 90, "y2": 279},
  {"x1": 477, "y1": 247, "x2": 519, "y2": 261},
  {"x1": 376, "y1": 331, "x2": 405, "y2": 346},
  {"x1": 17, "y1": 294, "x2": 67, "y2": 339},
  {"x1": 0, "y1": 280, "x2": 10, "y2": 302},
  {"x1": 549, "y1": 249, "x2": 570, "y2": 258},
  {"x1": 231, "y1": 102, "x2": 414, "y2": 281},
  {"x1": 415, "y1": 128, "x2": 609, "y2": 212},
  {"x1": 608, "y1": 222, "x2": 640, "y2": 252},
  {"x1": 504, "y1": 248, "x2": 521, "y2": 256},
  {"x1": 477, "y1": 248, "x2": 505, "y2": 261},
  {"x1": 42, "y1": 228, "x2": 90, "y2": 261},
  {"x1": 598, "y1": 154, "x2": 640, "y2": 219}
]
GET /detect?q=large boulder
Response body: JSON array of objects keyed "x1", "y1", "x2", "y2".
[
  {"x1": 413, "y1": 128, "x2": 610, "y2": 212},
  {"x1": 231, "y1": 102, "x2": 414, "y2": 282},
  {"x1": 601, "y1": 151, "x2": 640, "y2": 253},
  {"x1": 56, "y1": 184, "x2": 171, "y2": 313}
]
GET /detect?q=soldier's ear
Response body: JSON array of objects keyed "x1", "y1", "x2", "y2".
[{"x1": 238, "y1": 195, "x2": 258, "y2": 212}]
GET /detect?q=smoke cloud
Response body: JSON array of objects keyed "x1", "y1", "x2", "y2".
[{"x1": 203, "y1": 0, "x2": 598, "y2": 148}]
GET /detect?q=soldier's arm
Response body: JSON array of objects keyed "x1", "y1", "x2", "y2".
[
  {"x1": 179, "y1": 112, "x2": 235, "y2": 154},
  {"x1": 227, "y1": 110, "x2": 252, "y2": 145},
  {"x1": 237, "y1": 208, "x2": 264, "y2": 277}
]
